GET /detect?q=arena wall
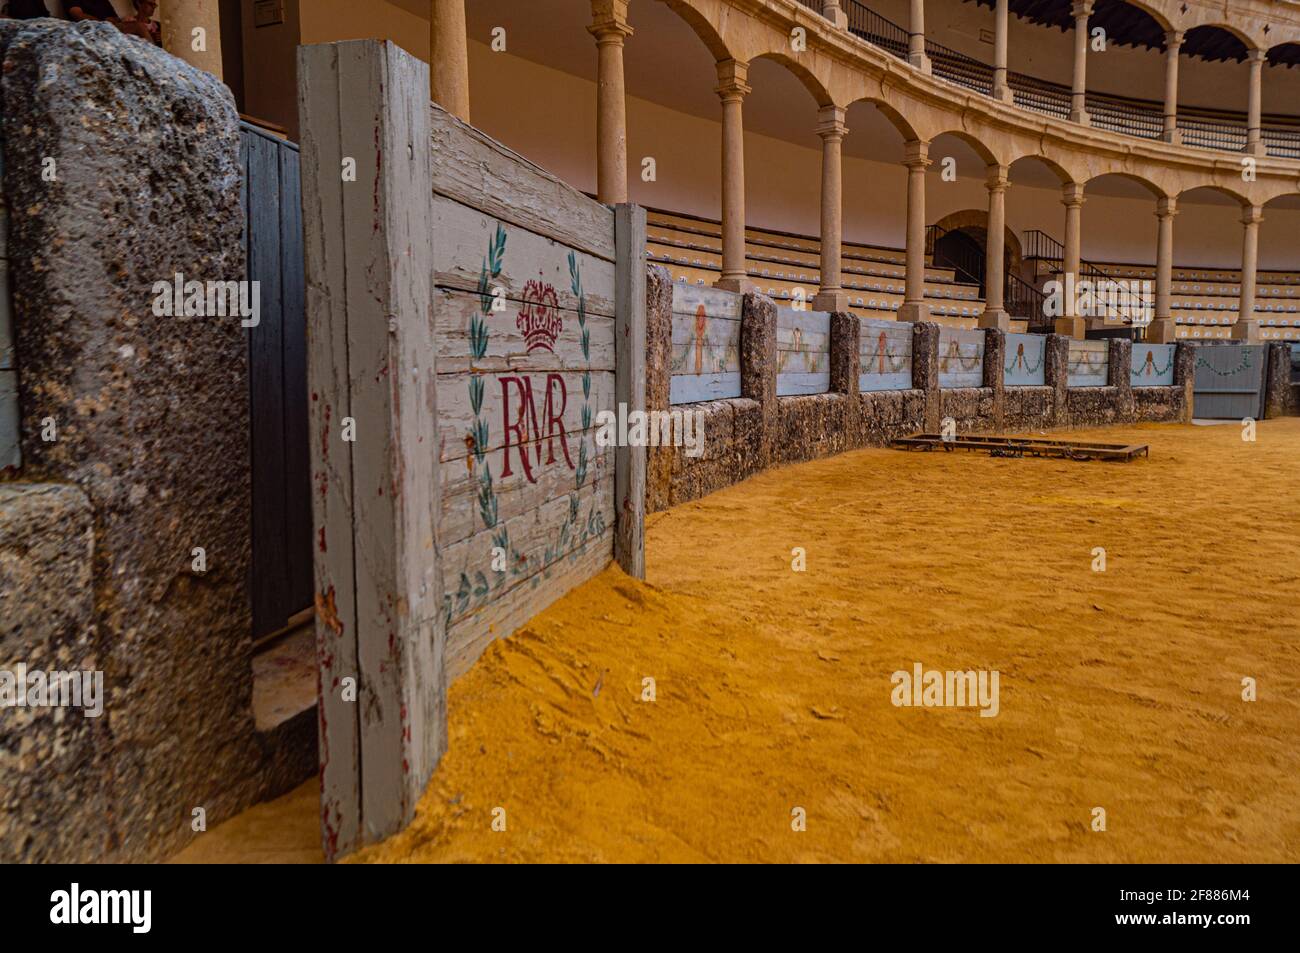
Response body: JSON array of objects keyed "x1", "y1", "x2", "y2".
[{"x1": 645, "y1": 266, "x2": 1213, "y2": 510}]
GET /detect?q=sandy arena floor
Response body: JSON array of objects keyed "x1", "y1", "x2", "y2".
[{"x1": 174, "y1": 420, "x2": 1300, "y2": 863}]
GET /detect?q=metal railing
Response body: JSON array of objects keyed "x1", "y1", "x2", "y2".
[
  {"x1": 1022, "y1": 229, "x2": 1105, "y2": 283},
  {"x1": 1007, "y1": 272, "x2": 1049, "y2": 332},
  {"x1": 840, "y1": 0, "x2": 1300, "y2": 159}
]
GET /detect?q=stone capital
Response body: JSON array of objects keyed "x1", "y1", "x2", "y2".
[
  {"x1": 1156, "y1": 195, "x2": 1177, "y2": 218},
  {"x1": 715, "y1": 59, "x2": 751, "y2": 101},
  {"x1": 816, "y1": 104, "x2": 848, "y2": 141},
  {"x1": 1070, "y1": 1, "x2": 1093, "y2": 22},
  {"x1": 1164, "y1": 30, "x2": 1183, "y2": 51},
  {"x1": 902, "y1": 139, "x2": 931, "y2": 169},
  {"x1": 1246, "y1": 48, "x2": 1267, "y2": 65},
  {"x1": 1242, "y1": 205, "x2": 1264, "y2": 227},
  {"x1": 1061, "y1": 182, "x2": 1086, "y2": 208},
  {"x1": 986, "y1": 164, "x2": 1009, "y2": 193}
]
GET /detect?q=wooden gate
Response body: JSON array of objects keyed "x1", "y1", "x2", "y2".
[
  {"x1": 1191, "y1": 343, "x2": 1267, "y2": 420},
  {"x1": 297, "y1": 40, "x2": 645, "y2": 860},
  {"x1": 240, "y1": 122, "x2": 313, "y2": 638}
]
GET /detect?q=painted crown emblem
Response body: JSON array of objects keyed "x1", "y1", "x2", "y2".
[{"x1": 517, "y1": 279, "x2": 563, "y2": 352}]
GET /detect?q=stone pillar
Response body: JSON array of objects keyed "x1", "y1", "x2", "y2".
[
  {"x1": 983, "y1": 327, "x2": 1006, "y2": 428},
  {"x1": 822, "y1": 1, "x2": 848, "y2": 30},
  {"x1": 1069, "y1": 0, "x2": 1093, "y2": 125},
  {"x1": 1162, "y1": 31, "x2": 1183, "y2": 144},
  {"x1": 979, "y1": 164, "x2": 1010, "y2": 330},
  {"x1": 898, "y1": 140, "x2": 931, "y2": 323},
  {"x1": 814, "y1": 105, "x2": 848, "y2": 313},
  {"x1": 911, "y1": 322, "x2": 942, "y2": 431},
  {"x1": 1233, "y1": 205, "x2": 1263, "y2": 342},
  {"x1": 1173, "y1": 342, "x2": 1195, "y2": 423},
  {"x1": 1044, "y1": 333, "x2": 1071, "y2": 427},
  {"x1": 1109, "y1": 337, "x2": 1134, "y2": 420},
  {"x1": 1056, "y1": 182, "x2": 1086, "y2": 338},
  {"x1": 430, "y1": 0, "x2": 471, "y2": 122},
  {"x1": 1148, "y1": 196, "x2": 1178, "y2": 343},
  {"x1": 1246, "y1": 49, "x2": 1266, "y2": 158},
  {"x1": 829, "y1": 312, "x2": 861, "y2": 396},
  {"x1": 159, "y1": 0, "x2": 223, "y2": 78},
  {"x1": 992, "y1": 0, "x2": 1013, "y2": 103},
  {"x1": 740, "y1": 291, "x2": 778, "y2": 464},
  {"x1": 1263, "y1": 342, "x2": 1300, "y2": 418},
  {"x1": 716, "y1": 60, "x2": 752, "y2": 293},
  {"x1": 589, "y1": 3, "x2": 633, "y2": 204},
  {"x1": 908, "y1": 0, "x2": 931, "y2": 73}
]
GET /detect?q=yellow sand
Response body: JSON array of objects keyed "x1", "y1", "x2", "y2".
[{"x1": 176, "y1": 420, "x2": 1300, "y2": 863}]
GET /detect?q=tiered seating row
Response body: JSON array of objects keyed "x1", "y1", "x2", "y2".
[{"x1": 647, "y1": 209, "x2": 985, "y2": 329}]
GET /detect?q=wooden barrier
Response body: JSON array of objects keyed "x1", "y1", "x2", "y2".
[
  {"x1": 1004, "y1": 332, "x2": 1048, "y2": 387},
  {"x1": 298, "y1": 39, "x2": 644, "y2": 861},
  {"x1": 669, "y1": 284, "x2": 741, "y2": 404},
  {"x1": 937, "y1": 326, "x2": 985, "y2": 388},
  {"x1": 1068, "y1": 339, "x2": 1110, "y2": 388},
  {"x1": 1131, "y1": 342, "x2": 1177, "y2": 387},
  {"x1": 776, "y1": 308, "x2": 831, "y2": 395},
  {"x1": 859, "y1": 317, "x2": 913, "y2": 391}
]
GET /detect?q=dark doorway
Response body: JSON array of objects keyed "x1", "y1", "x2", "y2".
[{"x1": 240, "y1": 122, "x2": 312, "y2": 638}]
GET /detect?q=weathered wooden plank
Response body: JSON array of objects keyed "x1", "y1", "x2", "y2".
[
  {"x1": 443, "y1": 474, "x2": 613, "y2": 629},
  {"x1": 671, "y1": 372, "x2": 742, "y2": 403},
  {"x1": 432, "y1": 194, "x2": 616, "y2": 317},
  {"x1": 279, "y1": 140, "x2": 314, "y2": 615},
  {"x1": 1005, "y1": 332, "x2": 1047, "y2": 387},
  {"x1": 776, "y1": 371, "x2": 832, "y2": 395},
  {"x1": 859, "y1": 321, "x2": 913, "y2": 391},
  {"x1": 297, "y1": 40, "x2": 361, "y2": 861},
  {"x1": 446, "y1": 536, "x2": 614, "y2": 681},
  {"x1": 670, "y1": 282, "x2": 742, "y2": 319},
  {"x1": 339, "y1": 40, "x2": 442, "y2": 847},
  {"x1": 439, "y1": 424, "x2": 613, "y2": 547},
  {"x1": 938, "y1": 326, "x2": 985, "y2": 388},
  {"x1": 614, "y1": 205, "x2": 646, "y2": 579},
  {"x1": 436, "y1": 369, "x2": 617, "y2": 465},
  {"x1": 434, "y1": 287, "x2": 614, "y2": 374},
  {"x1": 247, "y1": 131, "x2": 290, "y2": 638},
  {"x1": 776, "y1": 308, "x2": 832, "y2": 336},
  {"x1": 1068, "y1": 339, "x2": 1109, "y2": 387},
  {"x1": 0, "y1": 370, "x2": 17, "y2": 471},
  {"x1": 429, "y1": 103, "x2": 615, "y2": 264},
  {"x1": 298, "y1": 38, "x2": 444, "y2": 860}
]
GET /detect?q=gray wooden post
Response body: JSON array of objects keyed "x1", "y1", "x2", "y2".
[
  {"x1": 614, "y1": 204, "x2": 646, "y2": 579},
  {"x1": 298, "y1": 39, "x2": 444, "y2": 861},
  {"x1": 0, "y1": 147, "x2": 18, "y2": 473}
]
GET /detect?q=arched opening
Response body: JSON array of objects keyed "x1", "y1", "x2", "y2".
[{"x1": 929, "y1": 209, "x2": 1022, "y2": 297}]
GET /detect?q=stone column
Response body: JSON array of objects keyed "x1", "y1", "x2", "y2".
[
  {"x1": 1069, "y1": 0, "x2": 1093, "y2": 125},
  {"x1": 979, "y1": 164, "x2": 1010, "y2": 330},
  {"x1": 1162, "y1": 31, "x2": 1183, "y2": 144},
  {"x1": 992, "y1": 0, "x2": 1013, "y2": 103},
  {"x1": 822, "y1": 1, "x2": 848, "y2": 30},
  {"x1": 1148, "y1": 196, "x2": 1178, "y2": 343},
  {"x1": 1246, "y1": 49, "x2": 1266, "y2": 158},
  {"x1": 1056, "y1": 182, "x2": 1086, "y2": 338},
  {"x1": 908, "y1": 0, "x2": 931, "y2": 74},
  {"x1": 715, "y1": 60, "x2": 752, "y2": 293},
  {"x1": 899, "y1": 140, "x2": 931, "y2": 323},
  {"x1": 159, "y1": 0, "x2": 223, "y2": 78},
  {"x1": 589, "y1": 3, "x2": 633, "y2": 204},
  {"x1": 430, "y1": 0, "x2": 471, "y2": 122},
  {"x1": 1233, "y1": 205, "x2": 1263, "y2": 342},
  {"x1": 814, "y1": 105, "x2": 849, "y2": 313}
]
